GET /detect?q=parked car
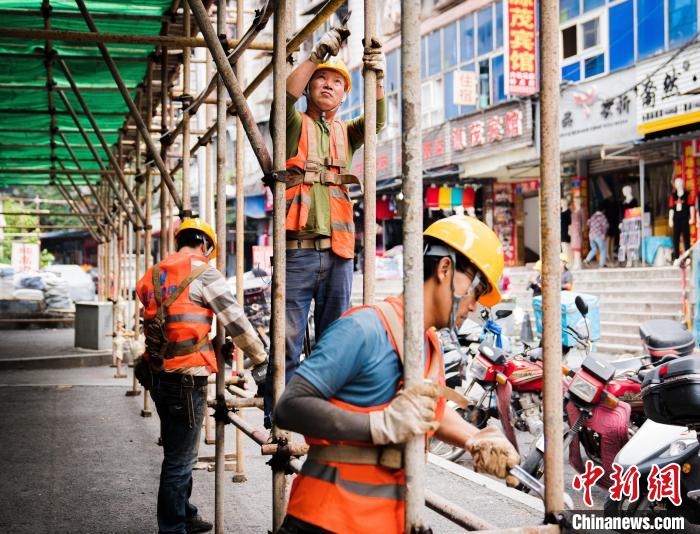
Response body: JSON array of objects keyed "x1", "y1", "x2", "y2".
[{"x1": 42, "y1": 264, "x2": 96, "y2": 302}]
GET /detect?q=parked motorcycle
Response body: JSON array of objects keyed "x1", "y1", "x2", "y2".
[{"x1": 604, "y1": 355, "x2": 700, "y2": 529}]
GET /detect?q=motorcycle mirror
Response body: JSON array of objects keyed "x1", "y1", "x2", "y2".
[
  {"x1": 495, "y1": 309, "x2": 513, "y2": 320},
  {"x1": 574, "y1": 296, "x2": 588, "y2": 316}
]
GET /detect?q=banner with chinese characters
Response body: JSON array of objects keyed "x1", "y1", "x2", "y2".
[
  {"x1": 506, "y1": 0, "x2": 537, "y2": 96},
  {"x1": 559, "y1": 68, "x2": 640, "y2": 152},
  {"x1": 352, "y1": 102, "x2": 533, "y2": 179},
  {"x1": 492, "y1": 183, "x2": 516, "y2": 266},
  {"x1": 453, "y1": 70, "x2": 477, "y2": 106},
  {"x1": 636, "y1": 47, "x2": 700, "y2": 134},
  {"x1": 683, "y1": 140, "x2": 698, "y2": 244}
]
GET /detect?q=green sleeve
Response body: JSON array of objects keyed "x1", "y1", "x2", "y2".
[
  {"x1": 346, "y1": 97, "x2": 387, "y2": 153},
  {"x1": 285, "y1": 91, "x2": 303, "y2": 159}
]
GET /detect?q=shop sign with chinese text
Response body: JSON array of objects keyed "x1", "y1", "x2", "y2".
[
  {"x1": 559, "y1": 67, "x2": 640, "y2": 152},
  {"x1": 636, "y1": 47, "x2": 700, "y2": 134},
  {"x1": 506, "y1": 0, "x2": 538, "y2": 96},
  {"x1": 352, "y1": 102, "x2": 532, "y2": 178},
  {"x1": 453, "y1": 70, "x2": 477, "y2": 106}
]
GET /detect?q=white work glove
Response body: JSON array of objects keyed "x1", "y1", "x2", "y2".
[
  {"x1": 309, "y1": 27, "x2": 344, "y2": 64},
  {"x1": 369, "y1": 383, "x2": 439, "y2": 445},
  {"x1": 466, "y1": 426, "x2": 520, "y2": 486},
  {"x1": 362, "y1": 37, "x2": 385, "y2": 81}
]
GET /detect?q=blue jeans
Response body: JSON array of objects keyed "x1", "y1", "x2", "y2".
[
  {"x1": 585, "y1": 235, "x2": 607, "y2": 267},
  {"x1": 263, "y1": 249, "x2": 353, "y2": 427},
  {"x1": 150, "y1": 376, "x2": 207, "y2": 534}
]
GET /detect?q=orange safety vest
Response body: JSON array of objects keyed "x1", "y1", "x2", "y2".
[
  {"x1": 286, "y1": 297, "x2": 446, "y2": 534},
  {"x1": 285, "y1": 113, "x2": 359, "y2": 259},
  {"x1": 136, "y1": 251, "x2": 217, "y2": 372}
]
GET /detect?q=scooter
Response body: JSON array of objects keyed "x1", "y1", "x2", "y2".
[{"x1": 604, "y1": 355, "x2": 700, "y2": 529}]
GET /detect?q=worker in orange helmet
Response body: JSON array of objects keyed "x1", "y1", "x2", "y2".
[
  {"x1": 135, "y1": 218, "x2": 268, "y2": 534},
  {"x1": 275, "y1": 216, "x2": 520, "y2": 534},
  {"x1": 262, "y1": 24, "x2": 387, "y2": 428}
]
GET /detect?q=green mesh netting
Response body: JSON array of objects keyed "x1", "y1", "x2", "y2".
[{"x1": 0, "y1": 0, "x2": 172, "y2": 187}]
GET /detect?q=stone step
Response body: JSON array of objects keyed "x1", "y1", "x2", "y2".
[
  {"x1": 600, "y1": 321, "x2": 642, "y2": 335},
  {"x1": 596, "y1": 341, "x2": 645, "y2": 355},
  {"x1": 599, "y1": 310, "x2": 680, "y2": 322},
  {"x1": 599, "y1": 300, "x2": 681, "y2": 313},
  {"x1": 599, "y1": 331, "x2": 645, "y2": 347}
]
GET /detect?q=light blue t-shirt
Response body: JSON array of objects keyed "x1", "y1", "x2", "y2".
[{"x1": 296, "y1": 307, "x2": 401, "y2": 407}]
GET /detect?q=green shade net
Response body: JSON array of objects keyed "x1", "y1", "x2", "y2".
[{"x1": 0, "y1": 0, "x2": 172, "y2": 187}]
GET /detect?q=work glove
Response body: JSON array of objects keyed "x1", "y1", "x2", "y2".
[
  {"x1": 362, "y1": 37, "x2": 385, "y2": 81},
  {"x1": 309, "y1": 27, "x2": 346, "y2": 64},
  {"x1": 369, "y1": 383, "x2": 439, "y2": 445},
  {"x1": 251, "y1": 362, "x2": 268, "y2": 390},
  {"x1": 466, "y1": 426, "x2": 520, "y2": 486}
]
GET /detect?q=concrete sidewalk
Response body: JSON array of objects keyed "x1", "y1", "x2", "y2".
[{"x1": 0, "y1": 365, "x2": 545, "y2": 533}]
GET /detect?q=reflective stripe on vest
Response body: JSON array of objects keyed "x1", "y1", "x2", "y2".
[
  {"x1": 286, "y1": 297, "x2": 445, "y2": 533},
  {"x1": 285, "y1": 113, "x2": 356, "y2": 259},
  {"x1": 136, "y1": 252, "x2": 216, "y2": 372}
]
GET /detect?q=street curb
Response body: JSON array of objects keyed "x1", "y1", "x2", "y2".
[
  {"x1": 0, "y1": 351, "x2": 113, "y2": 370},
  {"x1": 428, "y1": 454, "x2": 545, "y2": 512}
]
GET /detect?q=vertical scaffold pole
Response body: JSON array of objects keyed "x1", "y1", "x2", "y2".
[
  {"x1": 128, "y1": 131, "x2": 143, "y2": 397},
  {"x1": 540, "y1": 0, "x2": 565, "y2": 517},
  {"x1": 271, "y1": 0, "x2": 288, "y2": 530},
  {"x1": 400, "y1": 0, "x2": 425, "y2": 530},
  {"x1": 181, "y1": 2, "x2": 192, "y2": 218},
  {"x1": 160, "y1": 47, "x2": 169, "y2": 261},
  {"x1": 214, "y1": 0, "x2": 228, "y2": 531},
  {"x1": 205, "y1": 53, "x2": 214, "y2": 226},
  {"x1": 233, "y1": 0, "x2": 247, "y2": 484},
  {"x1": 363, "y1": 0, "x2": 377, "y2": 305},
  {"x1": 142, "y1": 135, "x2": 154, "y2": 417}
]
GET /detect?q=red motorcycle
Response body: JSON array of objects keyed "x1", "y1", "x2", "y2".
[{"x1": 519, "y1": 316, "x2": 695, "y2": 489}]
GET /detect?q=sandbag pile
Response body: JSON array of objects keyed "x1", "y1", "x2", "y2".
[{"x1": 40, "y1": 272, "x2": 74, "y2": 311}]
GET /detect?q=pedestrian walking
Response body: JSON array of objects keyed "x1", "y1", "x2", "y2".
[
  {"x1": 135, "y1": 218, "x2": 268, "y2": 534},
  {"x1": 584, "y1": 204, "x2": 609, "y2": 268},
  {"x1": 274, "y1": 216, "x2": 519, "y2": 534},
  {"x1": 262, "y1": 25, "x2": 387, "y2": 427}
]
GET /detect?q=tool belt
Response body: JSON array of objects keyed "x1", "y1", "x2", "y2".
[
  {"x1": 307, "y1": 444, "x2": 404, "y2": 470},
  {"x1": 286, "y1": 237, "x2": 332, "y2": 251},
  {"x1": 285, "y1": 168, "x2": 362, "y2": 190}
]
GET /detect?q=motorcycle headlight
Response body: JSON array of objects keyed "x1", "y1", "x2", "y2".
[
  {"x1": 568, "y1": 373, "x2": 599, "y2": 403},
  {"x1": 470, "y1": 356, "x2": 490, "y2": 380},
  {"x1": 660, "y1": 434, "x2": 697, "y2": 458}
]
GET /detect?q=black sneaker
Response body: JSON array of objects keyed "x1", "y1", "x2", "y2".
[{"x1": 187, "y1": 517, "x2": 213, "y2": 534}]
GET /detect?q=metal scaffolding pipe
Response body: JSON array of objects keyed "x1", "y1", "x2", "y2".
[
  {"x1": 56, "y1": 162, "x2": 108, "y2": 238},
  {"x1": 234, "y1": 0, "x2": 247, "y2": 485},
  {"x1": 53, "y1": 182, "x2": 101, "y2": 243},
  {"x1": 0, "y1": 27, "x2": 274, "y2": 50},
  {"x1": 0, "y1": 211, "x2": 100, "y2": 217},
  {"x1": 271, "y1": 1, "x2": 288, "y2": 529},
  {"x1": 540, "y1": 0, "x2": 565, "y2": 516},
  {"x1": 401, "y1": 0, "x2": 425, "y2": 529},
  {"x1": 181, "y1": 4, "x2": 192, "y2": 216},
  {"x1": 160, "y1": 47, "x2": 169, "y2": 261},
  {"x1": 55, "y1": 65, "x2": 146, "y2": 226},
  {"x1": 186, "y1": 0, "x2": 272, "y2": 174},
  {"x1": 56, "y1": 130, "x2": 116, "y2": 232},
  {"x1": 214, "y1": 0, "x2": 228, "y2": 529},
  {"x1": 363, "y1": 0, "x2": 377, "y2": 304},
  {"x1": 424, "y1": 490, "x2": 496, "y2": 531},
  {"x1": 74, "y1": 0, "x2": 184, "y2": 214}
]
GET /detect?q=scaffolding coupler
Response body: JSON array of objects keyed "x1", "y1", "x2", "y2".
[{"x1": 266, "y1": 436, "x2": 296, "y2": 476}]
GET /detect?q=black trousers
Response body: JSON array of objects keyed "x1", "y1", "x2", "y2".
[{"x1": 673, "y1": 217, "x2": 691, "y2": 259}]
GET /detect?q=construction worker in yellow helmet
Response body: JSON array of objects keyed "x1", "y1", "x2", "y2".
[
  {"x1": 135, "y1": 217, "x2": 267, "y2": 534},
  {"x1": 262, "y1": 21, "x2": 387, "y2": 428},
  {"x1": 274, "y1": 216, "x2": 519, "y2": 534}
]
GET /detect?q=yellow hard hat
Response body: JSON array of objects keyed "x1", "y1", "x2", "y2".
[
  {"x1": 175, "y1": 218, "x2": 217, "y2": 259},
  {"x1": 534, "y1": 254, "x2": 568, "y2": 272},
  {"x1": 534, "y1": 260, "x2": 542, "y2": 272},
  {"x1": 423, "y1": 215, "x2": 504, "y2": 307},
  {"x1": 315, "y1": 57, "x2": 352, "y2": 93}
]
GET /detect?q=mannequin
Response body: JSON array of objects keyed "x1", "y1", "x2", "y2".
[
  {"x1": 569, "y1": 195, "x2": 584, "y2": 270},
  {"x1": 622, "y1": 185, "x2": 638, "y2": 212},
  {"x1": 560, "y1": 197, "x2": 572, "y2": 262},
  {"x1": 669, "y1": 177, "x2": 694, "y2": 260}
]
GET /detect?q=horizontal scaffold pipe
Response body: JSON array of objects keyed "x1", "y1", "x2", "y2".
[{"x1": 0, "y1": 27, "x2": 274, "y2": 50}]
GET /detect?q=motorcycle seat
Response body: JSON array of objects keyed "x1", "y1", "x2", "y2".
[{"x1": 639, "y1": 320, "x2": 695, "y2": 357}]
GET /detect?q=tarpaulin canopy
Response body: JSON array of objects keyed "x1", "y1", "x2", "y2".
[{"x1": 0, "y1": 0, "x2": 173, "y2": 186}]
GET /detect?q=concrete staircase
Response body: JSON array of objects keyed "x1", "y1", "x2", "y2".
[
  {"x1": 351, "y1": 266, "x2": 687, "y2": 355},
  {"x1": 505, "y1": 266, "x2": 686, "y2": 355}
]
